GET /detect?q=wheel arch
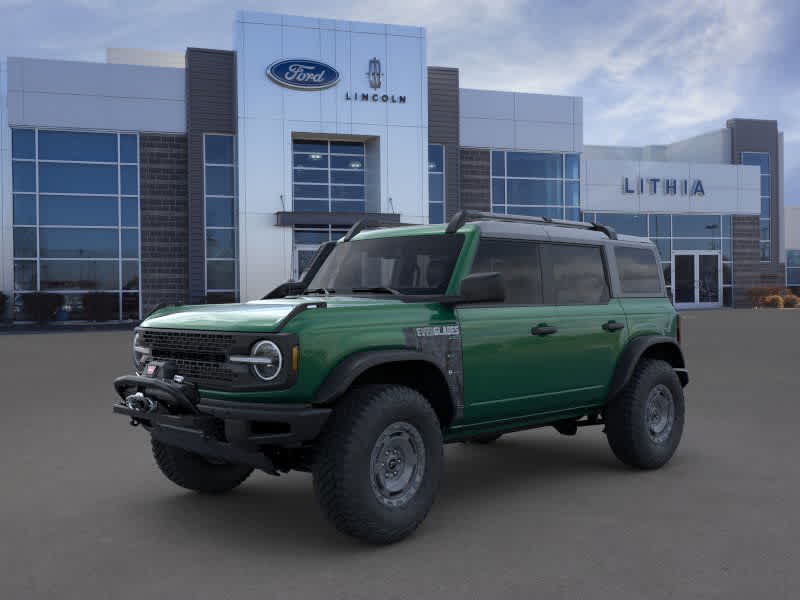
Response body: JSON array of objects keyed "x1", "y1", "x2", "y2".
[
  {"x1": 608, "y1": 336, "x2": 688, "y2": 400},
  {"x1": 313, "y1": 349, "x2": 457, "y2": 429}
]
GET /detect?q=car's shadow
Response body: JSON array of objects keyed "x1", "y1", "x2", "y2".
[{"x1": 127, "y1": 432, "x2": 649, "y2": 552}]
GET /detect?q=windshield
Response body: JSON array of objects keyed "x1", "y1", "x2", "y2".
[{"x1": 307, "y1": 234, "x2": 465, "y2": 295}]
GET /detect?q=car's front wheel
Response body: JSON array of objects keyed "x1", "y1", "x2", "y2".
[
  {"x1": 313, "y1": 384, "x2": 443, "y2": 544},
  {"x1": 605, "y1": 359, "x2": 685, "y2": 469},
  {"x1": 151, "y1": 438, "x2": 253, "y2": 493}
]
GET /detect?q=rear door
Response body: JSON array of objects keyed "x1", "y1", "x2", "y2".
[
  {"x1": 539, "y1": 243, "x2": 628, "y2": 409},
  {"x1": 457, "y1": 238, "x2": 566, "y2": 424}
]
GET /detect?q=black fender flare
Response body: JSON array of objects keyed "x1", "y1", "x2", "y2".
[
  {"x1": 313, "y1": 349, "x2": 457, "y2": 417},
  {"x1": 608, "y1": 336, "x2": 688, "y2": 400}
]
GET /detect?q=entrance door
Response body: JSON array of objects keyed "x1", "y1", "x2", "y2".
[{"x1": 671, "y1": 251, "x2": 721, "y2": 309}]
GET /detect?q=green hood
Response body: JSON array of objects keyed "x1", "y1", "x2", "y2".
[{"x1": 141, "y1": 296, "x2": 402, "y2": 332}]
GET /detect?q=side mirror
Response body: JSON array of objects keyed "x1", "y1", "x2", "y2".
[{"x1": 457, "y1": 272, "x2": 505, "y2": 303}]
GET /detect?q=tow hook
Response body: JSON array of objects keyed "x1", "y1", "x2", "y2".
[
  {"x1": 125, "y1": 392, "x2": 158, "y2": 413},
  {"x1": 130, "y1": 417, "x2": 140, "y2": 427}
]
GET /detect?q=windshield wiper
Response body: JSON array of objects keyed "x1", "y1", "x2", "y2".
[
  {"x1": 305, "y1": 287, "x2": 335, "y2": 295},
  {"x1": 351, "y1": 286, "x2": 402, "y2": 296}
]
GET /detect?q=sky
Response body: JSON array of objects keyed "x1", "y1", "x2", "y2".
[{"x1": 1, "y1": 0, "x2": 798, "y2": 204}]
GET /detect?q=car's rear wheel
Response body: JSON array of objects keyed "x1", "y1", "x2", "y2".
[
  {"x1": 151, "y1": 438, "x2": 253, "y2": 493},
  {"x1": 605, "y1": 359, "x2": 685, "y2": 469},
  {"x1": 313, "y1": 384, "x2": 443, "y2": 544}
]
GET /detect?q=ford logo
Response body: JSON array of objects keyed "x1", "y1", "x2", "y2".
[{"x1": 267, "y1": 59, "x2": 340, "y2": 90}]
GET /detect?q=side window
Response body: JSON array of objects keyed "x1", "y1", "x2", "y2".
[
  {"x1": 470, "y1": 238, "x2": 542, "y2": 304},
  {"x1": 615, "y1": 246, "x2": 663, "y2": 295},
  {"x1": 543, "y1": 244, "x2": 610, "y2": 305}
]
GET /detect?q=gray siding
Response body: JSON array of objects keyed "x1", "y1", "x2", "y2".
[
  {"x1": 459, "y1": 148, "x2": 490, "y2": 212},
  {"x1": 139, "y1": 134, "x2": 189, "y2": 315},
  {"x1": 428, "y1": 67, "x2": 460, "y2": 218},
  {"x1": 186, "y1": 48, "x2": 237, "y2": 303}
]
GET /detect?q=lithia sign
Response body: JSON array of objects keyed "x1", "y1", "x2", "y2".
[
  {"x1": 267, "y1": 57, "x2": 407, "y2": 104},
  {"x1": 623, "y1": 177, "x2": 705, "y2": 196}
]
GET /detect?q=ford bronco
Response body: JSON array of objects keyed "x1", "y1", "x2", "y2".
[{"x1": 113, "y1": 210, "x2": 688, "y2": 544}]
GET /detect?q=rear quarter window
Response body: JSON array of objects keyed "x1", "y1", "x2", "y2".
[{"x1": 615, "y1": 246, "x2": 663, "y2": 295}]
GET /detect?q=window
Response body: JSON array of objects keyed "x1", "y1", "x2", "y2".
[
  {"x1": 428, "y1": 144, "x2": 445, "y2": 224},
  {"x1": 292, "y1": 140, "x2": 365, "y2": 213},
  {"x1": 204, "y1": 134, "x2": 238, "y2": 301},
  {"x1": 543, "y1": 244, "x2": 609, "y2": 305},
  {"x1": 742, "y1": 152, "x2": 770, "y2": 261},
  {"x1": 11, "y1": 128, "x2": 140, "y2": 320},
  {"x1": 491, "y1": 150, "x2": 580, "y2": 221},
  {"x1": 470, "y1": 239, "x2": 542, "y2": 304},
  {"x1": 584, "y1": 212, "x2": 734, "y2": 306},
  {"x1": 787, "y1": 250, "x2": 800, "y2": 288},
  {"x1": 307, "y1": 235, "x2": 465, "y2": 295},
  {"x1": 615, "y1": 247, "x2": 663, "y2": 295},
  {"x1": 292, "y1": 225, "x2": 348, "y2": 279}
]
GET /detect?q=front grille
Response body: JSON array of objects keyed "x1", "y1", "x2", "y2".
[{"x1": 141, "y1": 330, "x2": 237, "y2": 388}]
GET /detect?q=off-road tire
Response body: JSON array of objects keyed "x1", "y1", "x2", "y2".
[
  {"x1": 468, "y1": 433, "x2": 502, "y2": 444},
  {"x1": 151, "y1": 438, "x2": 253, "y2": 493},
  {"x1": 313, "y1": 384, "x2": 443, "y2": 544},
  {"x1": 605, "y1": 359, "x2": 685, "y2": 469}
]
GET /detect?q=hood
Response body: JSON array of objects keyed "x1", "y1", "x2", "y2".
[{"x1": 141, "y1": 295, "x2": 402, "y2": 332}]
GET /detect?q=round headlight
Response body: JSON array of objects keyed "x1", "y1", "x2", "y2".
[
  {"x1": 133, "y1": 332, "x2": 150, "y2": 372},
  {"x1": 251, "y1": 340, "x2": 282, "y2": 381}
]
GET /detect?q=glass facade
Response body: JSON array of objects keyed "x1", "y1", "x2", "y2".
[
  {"x1": 292, "y1": 140, "x2": 365, "y2": 213},
  {"x1": 584, "y1": 212, "x2": 734, "y2": 307},
  {"x1": 742, "y1": 152, "x2": 770, "y2": 261},
  {"x1": 491, "y1": 150, "x2": 580, "y2": 220},
  {"x1": 292, "y1": 225, "x2": 349, "y2": 279},
  {"x1": 787, "y1": 250, "x2": 800, "y2": 288},
  {"x1": 428, "y1": 144, "x2": 444, "y2": 224},
  {"x1": 204, "y1": 134, "x2": 238, "y2": 302},
  {"x1": 11, "y1": 128, "x2": 140, "y2": 320}
]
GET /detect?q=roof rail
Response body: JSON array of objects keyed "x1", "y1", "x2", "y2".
[
  {"x1": 342, "y1": 217, "x2": 413, "y2": 242},
  {"x1": 444, "y1": 210, "x2": 618, "y2": 240}
]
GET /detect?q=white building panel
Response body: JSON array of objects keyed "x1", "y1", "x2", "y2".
[
  {"x1": 460, "y1": 89, "x2": 514, "y2": 120},
  {"x1": 235, "y1": 11, "x2": 428, "y2": 299},
  {"x1": 514, "y1": 121, "x2": 575, "y2": 152},
  {"x1": 6, "y1": 58, "x2": 185, "y2": 132},
  {"x1": 459, "y1": 117, "x2": 514, "y2": 149},
  {"x1": 583, "y1": 157, "x2": 760, "y2": 215},
  {"x1": 459, "y1": 88, "x2": 581, "y2": 153}
]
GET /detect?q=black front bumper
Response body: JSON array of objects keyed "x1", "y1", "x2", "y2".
[{"x1": 113, "y1": 375, "x2": 331, "y2": 472}]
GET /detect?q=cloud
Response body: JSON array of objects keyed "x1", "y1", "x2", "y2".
[{"x1": 0, "y1": 0, "x2": 796, "y2": 201}]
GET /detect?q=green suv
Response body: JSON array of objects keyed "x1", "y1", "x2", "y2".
[{"x1": 114, "y1": 210, "x2": 688, "y2": 544}]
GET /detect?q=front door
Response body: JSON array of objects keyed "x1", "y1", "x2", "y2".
[{"x1": 672, "y1": 251, "x2": 721, "y2": 309}]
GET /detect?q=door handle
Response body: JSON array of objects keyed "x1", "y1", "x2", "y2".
[
  {"x1": 531, "y1": 325, "x2": 558, "y2": 336},
  {"x1": 602, "y1": 320, "x2": 625, "y2": 332}
]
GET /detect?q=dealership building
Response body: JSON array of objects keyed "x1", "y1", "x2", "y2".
[{"x1": 0, "y1": 10, "x2": 793, "y2": 320}]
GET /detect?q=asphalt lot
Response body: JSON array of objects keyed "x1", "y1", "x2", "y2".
[{"x1": 1, "y1": 309, "x2": 798, "y2": 599}]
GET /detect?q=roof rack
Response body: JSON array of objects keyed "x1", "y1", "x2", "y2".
[{"x1": 444, "y1": 210, "x2": 618, "y2": 240}]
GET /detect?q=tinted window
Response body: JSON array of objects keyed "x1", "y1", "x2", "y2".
[
  {"x1": 40, "y1": 195, "x2": 118, "y2": 226},
  {"x1": 204, "y1": 135, "x2": 234, "y2": 164},
  {"x1": 507, "y1": 152, "x2": 562, "y2": 178},
  {"x1": 615, "y1": 247, "x2": 663, "y2": 295},
  {"x1": 544, "y1": 244, "x2": 609, "y2": 305},
  {"x1": 12, "y1": 129, "x2": 35, "y2": 159},
  {"x1": 470, "y1": 239, "x2": 542, "y2": 304},
  {"x1": 39, "y1": 163, "x2": 118, "y2": 194},
  {"x1": 38, "y1": 131, "x2": 117, "y2": 162}
]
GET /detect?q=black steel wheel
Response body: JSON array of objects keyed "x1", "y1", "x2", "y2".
[
  {"x1": 605, "y1": 359, "x2": 685, "y2": 469},
  {"x1": 313, "y1": 384, "x2": 443, "y2": 544}
]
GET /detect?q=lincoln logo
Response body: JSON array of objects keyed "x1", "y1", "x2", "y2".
[
  {"x1": 266, "y1": 59, "x2": 341, "y2": 90},
  {"x1": 623, "y1": 176, "x2": 705, "y2": 196},
  {"x1": 367, "y1": 57, "x2": 382, "y2": 89}
]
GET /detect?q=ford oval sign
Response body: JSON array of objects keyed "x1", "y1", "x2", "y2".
[{"x1": 267, "y1": 59, "x2": 340, "y2": 90}]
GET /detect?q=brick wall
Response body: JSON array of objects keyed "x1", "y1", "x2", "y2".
[
  {"x1": 732, "y1": 215, "x2": 787, "y2": 307},
  {"x1": 460, "y1": 149, "x2": 490, "y2": 212},
  {"x1": 139, "y1": 134, "x2": 189, "y2": 316},
  {"x1": 428, "y1": 67, "x2": 460, "y2": 219}
]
